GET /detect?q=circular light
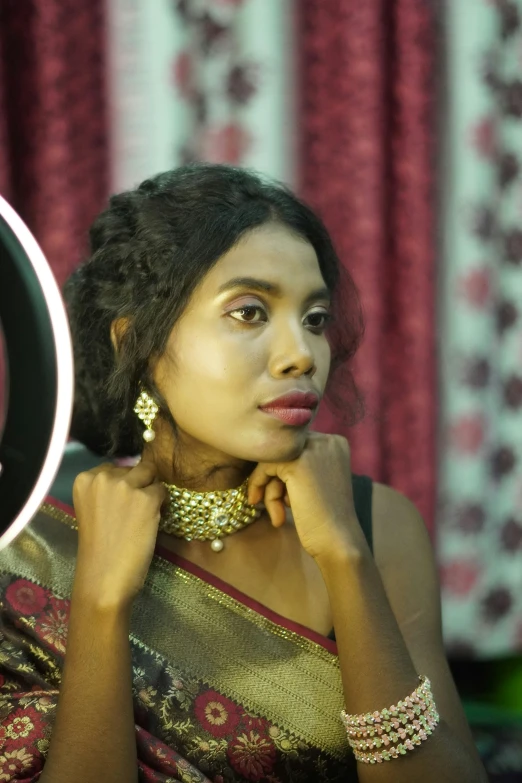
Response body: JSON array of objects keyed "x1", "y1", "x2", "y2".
[{"x1": 0, "y1": 195, "x2": 73, "y2": 549}]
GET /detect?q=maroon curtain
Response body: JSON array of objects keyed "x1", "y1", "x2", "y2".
[
  {"x1": 298, "y1": 1, "x2": 437, "y2": 532},
  {"x1": 0, "y1": 0, "x2": 109, "y2": 287},
  {"x1": 0, "y1": 35, "x2": 10, "y2": 200}
]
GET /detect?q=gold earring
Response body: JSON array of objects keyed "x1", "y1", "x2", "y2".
[{"x1": 133, "y1": 389, "x2": 159, "y2": 442}]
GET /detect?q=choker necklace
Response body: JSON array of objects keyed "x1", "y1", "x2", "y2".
[{"x1": 159, "y1": 477, "x2": 261, "y2": 552}]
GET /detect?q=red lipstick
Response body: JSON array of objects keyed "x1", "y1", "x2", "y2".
[{"x1": 259, "y1": 391, "x2": 319, "y2": 426}]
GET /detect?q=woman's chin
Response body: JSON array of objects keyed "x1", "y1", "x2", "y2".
[{"x1": 245, "y1": 429, "x2": 309, "y2": 464}]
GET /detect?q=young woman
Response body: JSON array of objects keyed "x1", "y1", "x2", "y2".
[{"x1": 0, "y1": 165, "x2": 486, "y2": 782}]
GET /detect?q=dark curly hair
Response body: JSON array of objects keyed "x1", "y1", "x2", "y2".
[{"x1": 64, "y1": 164, "x2": 365, "y2": 457}]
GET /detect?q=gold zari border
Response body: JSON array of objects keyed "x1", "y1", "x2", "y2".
[
  {"x1": 43, "y1": 503, "x2": 78, "y2": 531},
  {"x1": 42, "y1": 505, "x2": 338, "y2": 663}
]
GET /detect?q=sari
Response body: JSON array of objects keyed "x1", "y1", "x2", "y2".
[{"x1": 0, "y1": 475, "x2": 373, "y2": 782}]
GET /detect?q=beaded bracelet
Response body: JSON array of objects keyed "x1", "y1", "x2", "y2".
[
  {"x1": 341, "y1": 675, "x2": 433, "y2": 732},
  {"x1": 341, "y1": 676, "x2": 440, "y2": 764},
  {"x1": 350, "y1": 710, "x2": 439, "y2": 754},
  {"x1": 353, "y1": 718, "x2": 439, "y2": 765}
]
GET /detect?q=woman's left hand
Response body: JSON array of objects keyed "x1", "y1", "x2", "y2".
[{"x1": 247, "y1": 433, "x2": 368, "y2": 563}]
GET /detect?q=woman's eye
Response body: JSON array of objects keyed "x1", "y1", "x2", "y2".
[
  {"x1": 228, "y1": 305, "x2": 267, "y2": 323},
  {"x1": 305, "y1": 310, "x2": 331, "y2": 331}
]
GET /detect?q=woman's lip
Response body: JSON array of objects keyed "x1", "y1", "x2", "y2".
[
  {"x1": 261, "y1": 391, "x2": 319, "y2": 409},
  {"x1": 259, "y1": 407, "x2": 313, "y2": 426}
]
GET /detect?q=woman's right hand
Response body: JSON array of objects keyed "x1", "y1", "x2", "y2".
[{"x1": 72, "y1": 460, "x2": 167, "y2": 613}]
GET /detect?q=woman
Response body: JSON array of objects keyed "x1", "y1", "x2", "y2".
[{"x1": 0, "y1": 165, "x2": 486, "y2": 782}]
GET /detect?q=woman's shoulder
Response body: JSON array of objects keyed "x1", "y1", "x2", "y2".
[
  {"x1": 350, "y1": 476, "x2": 432, "y2": 573},
  {"x1": 370, "y1": 481, "x2": 432, "y2": 574}
]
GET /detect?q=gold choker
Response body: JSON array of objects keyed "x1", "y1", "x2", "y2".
[{"x1": 159, "y1": 477, "x2": 260, "y2": 551}]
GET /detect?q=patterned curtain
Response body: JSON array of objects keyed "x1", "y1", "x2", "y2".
[
  {"x1": 0, "y1": 0, "x2": 109, "y2": 287},
  {"x1": 297, "y1": 1, "x2": 438, "y2": 531},
  {"x1": 438, "y1": 0, "x2": 522, "y2": 657},
  {"x1": 107, "y1": 0, "x2": 294, "y2": 193}
]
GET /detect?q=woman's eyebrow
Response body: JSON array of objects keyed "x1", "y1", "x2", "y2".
[
  {"x1": 218, "y1": 277, "x2": 277, "y2": 295},
  {"x1": 217, "y1": 277, "x2": 331, "y2": 305}
]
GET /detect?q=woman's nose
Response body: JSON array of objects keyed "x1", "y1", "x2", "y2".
[{"x1": 268, "y1": 326, "x2": 317, "y2": 378}]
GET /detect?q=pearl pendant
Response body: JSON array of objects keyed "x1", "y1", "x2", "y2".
[
  {"x1": 210, "y1": 539, "x2": 224, "y2": 552},
  {"x1": 143, "y1": 429, "x2": 155, "y2": 442}
]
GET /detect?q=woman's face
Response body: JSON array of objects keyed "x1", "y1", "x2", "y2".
[{"x1": 153, "y1": 223, "x2": 332, "y2": 469}]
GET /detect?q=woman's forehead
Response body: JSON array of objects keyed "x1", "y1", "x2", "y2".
[{"x1": 203, "y1": 225, "x2": 324, "y2": 292}]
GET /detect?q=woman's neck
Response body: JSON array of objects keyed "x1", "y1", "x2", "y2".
[{"x1": 141, "y1": 432, "x2": 254, "y2": 491}]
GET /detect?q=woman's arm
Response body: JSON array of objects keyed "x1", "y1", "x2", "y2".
[
  {"x1": 39, "y1": 587, "x2": 137, "y2": 783},
  {"x1": 317, "y1": 483, "x2": 487, "y2": 783},
  {"x1": 38, "y1": 460, "x2": 166, "y2": 783}
]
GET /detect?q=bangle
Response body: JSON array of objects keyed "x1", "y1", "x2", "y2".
[
  {"x1": 341, "y1": 675, "x2": 433, "y2": 731},
  {"x1": 340, "y1": 675, "x2": 440, "y2": 764}
]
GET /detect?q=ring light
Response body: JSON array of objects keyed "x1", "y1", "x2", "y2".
[{"x1": 0, "y1": 195, "x2": 73, "y2": 549}]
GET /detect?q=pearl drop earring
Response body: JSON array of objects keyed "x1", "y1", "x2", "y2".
[{"x1": 133, "y1": 389, "x2": 159, "y2": 442}]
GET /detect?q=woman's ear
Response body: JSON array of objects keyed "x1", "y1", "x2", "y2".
[{"x1": 110, "y1": 317, "x2": 130, "y2": 353}]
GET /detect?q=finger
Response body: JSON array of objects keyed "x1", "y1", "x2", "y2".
[
  {"x1": 125, "y1": 460, "x2": 159, "y2": 489},
  {"x1": 263, "y1": 478, "x2": 286, "y2": 528},
  {"x1": 284, "y1": 492, "x2": 290, "y2": 507},
  {"x1": 87, "y1": 462, "x2": 117, "y2": 476},
  {"x1": 86, "y1": 462, "x2": 138, "y2": 480},
  {"x1": 142, "y1": 482, "x2": 169, "y2": 510},
  {"x1": 247, "y1": 463, "x2": 279, "y2": 505}
]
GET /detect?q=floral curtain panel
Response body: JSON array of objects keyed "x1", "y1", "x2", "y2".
[
  {"x1": 438, "y1": 0, "x2": 522, "y2": 657},
  {"x1": 107, "y1": 0, "x2": 295, "y2": 192}
]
